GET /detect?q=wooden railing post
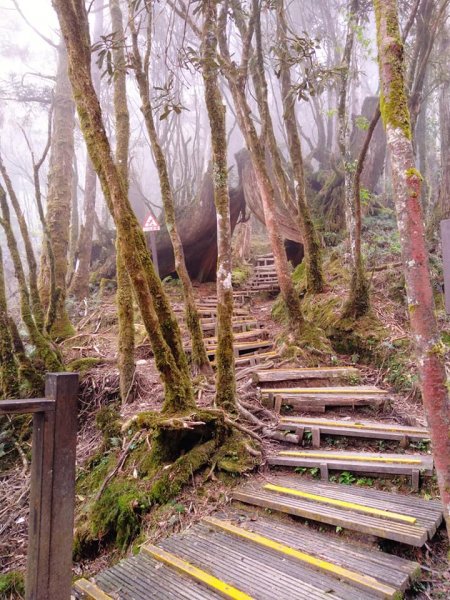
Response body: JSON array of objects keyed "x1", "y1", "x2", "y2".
[{"x1": 26, "y1": 373, "x2": 79, "y2": 600}]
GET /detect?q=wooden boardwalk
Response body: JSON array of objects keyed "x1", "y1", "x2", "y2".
[
  {"x1": 74, "y1": 509, "x2": 423, "y2": 599},
  {"x1": 73, "y1": 289, "x2": 444, "y2": 599}
]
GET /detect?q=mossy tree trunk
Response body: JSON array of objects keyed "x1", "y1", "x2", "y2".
[
  {"x1": 38, "y1": 43, "x2": 76, "y2": 340},
  {"x1": 129, "y1": 0, "x2": 211, "y2": 374},
  {"x1": 337, "y1": 0, "x2": 370, "y2": 319},
  {"x1": 202, "y1": 0, "x2": 236, "y2": 411},
  {"x1": 0, "y1": 244, "x2": 19, "y2": 398},
  {"x1": 275, "y1": 1, "x2": 324, "y2": 294},
  {"x1": 69, "y1": 0, "x2": 103, "y2": 301},
  {"x1": 216, "y1": 4, "x2": 305, "y2": 335},
  {"x1": 0, "y1": 184, "x2": 62, "y2": 373},
  {"x1": 109, "y1": 0, "x2": 136, "y2": 403},
  {"x1": 52, "y1": 0, "x2": 194, "y2": 414},
  {"x1": 0, "y1": 154, "x2": 45, "y2": 331},
  {"x1": 374, "y1": 0, "x2": 450, "y2": 536}
]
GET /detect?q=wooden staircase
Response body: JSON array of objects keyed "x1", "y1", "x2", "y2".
[{"x1": 73, "y1": 291, "x2": 443, "y2": 599}]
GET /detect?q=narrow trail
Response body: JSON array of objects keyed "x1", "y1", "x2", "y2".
[{"x1": 73, "y1": 255, "x2": 442, "y2": 600}]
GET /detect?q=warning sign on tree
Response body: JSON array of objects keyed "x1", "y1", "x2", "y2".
[{"x1": 143, "y1": 212, "x2": 160, "y2": 232}]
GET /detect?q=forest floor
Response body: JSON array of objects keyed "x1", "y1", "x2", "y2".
[{"x1": 2, "y1": 222, "x2": 450, "y2": 598}]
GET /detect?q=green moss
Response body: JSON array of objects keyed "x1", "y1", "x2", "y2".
[
  {"x1": 215, "y1": 431, "x2": 260, "y2": 473},
  {"x1": 0, "y1": 571, "x2": 25, "y2": 596},
  {"x1": 232, "y1": 264, "x2": 252, "y2": 287},
  {"x1": 67, "y1": 357, "x2": 102, "y2": 373},
  {"x1": 95, "y1": 405, "x2": 122, "y2": 445},
  {"x1": 405, "y1": 168, "x2": 423, "y2": 181},
  {"x1": 374, "y1": 0, "x2": 412, "y2": 140},
  {"x1": 91, "y1": 479, "x2": 147, "y2": 550}
]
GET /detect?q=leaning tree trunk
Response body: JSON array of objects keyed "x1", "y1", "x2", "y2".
[
  {"x1": 374, "y1": 0, "x2": 450, "y2": 536},
  {"x1": 110, "y1": 0, "x2": 136, "y2": 403},
  {"x1": 0, "y1": 243, "x2": 19, "y2": 398},
  {"x1": 337, "y1": 0, "x2": 370, "y2": 319},
  {"x1": 0, "y1": 154, "x2": 45, "y2": 331},
  {"x1": 52, "y1": 0, "x2": 194, "y2": 414},
  {"x1": 69, "y1": 0, "x2": 103, "y2": 300},
  {"x1": 38, "y1": 43, "x2": 76, "y2": 340},
  {"x1": 202, "y1": 0, "x2": 236, "y2": 411},
  {"x1": 276, "y1": 1, "x2": 324, "y2": 294},
  {"x1": 0, "y1": 183, "x2": 62, "y2": 373},
  {"x1": 129, "y1": 0, "x2": 211, "y2": 373},
  {"x1": 217, "y1": 6, "x2": 305, "y2": 335}
]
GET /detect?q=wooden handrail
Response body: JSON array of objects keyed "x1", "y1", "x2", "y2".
[{"x1": 1, "y1": 372, "x2": 79, "y2": 600}]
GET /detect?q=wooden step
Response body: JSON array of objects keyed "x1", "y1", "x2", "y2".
[
  {"x1": 261, "y1": 386, "x2": 389, "y2": 412},
  {"x1": 201, "y1": 319, "x2": 259, "y2": 333},
  {"x1": 194, "y1": 340, "x2": 273, "y2": 360},
  {"x1": 232, "y1": 476, "x2": 443, "y2": 546},
  {"x1": 215, "y1": 511, "x2": 421, "y2": 594},
  {"x1": 202, "y1": 329, "x2": 269, "y2": 346},
  {"x1": 233, "y1": 351, "x2": 279, "y2": 367},
  {"x1": 277, "y1": 416, "x2": 430, "y2": 447},
  {"x1": 203, "y1": 514, "x2": 420, "y2": 598},
  {"x1": 160, "y1": 524, "x2": 363, "y2": 599},
  {"x1": 253, "y1": 367, "x2": 360, "y2": 384},
  {"x1": 268, "y1": 450, "x2": 433, "y2": 489}
]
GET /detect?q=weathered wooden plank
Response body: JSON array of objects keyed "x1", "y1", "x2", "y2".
[
  {"x1": 232, "y1": 487, "x2": 429, "y2": 546},
  {"x1": 0, "y1": 398, "x2": 54, "y2": 415},
  {"x1": 203, "y1": 517, "x2": 398, "y2": 598},
  {"x1": 261, "y1": 386, "x2": 387, "y2": 395},
  {"x1": 253, "y1": 367, "x2": 360, "y2": 383},
  {"x1": 142, "y1": 543, "x2": 252, "y2": 599},
  {"x1": 73, "y1": 579, "x2": 113, "y2": 599},
  {"x1": 26, "y1": 373, "x2": 79, "y2": 600},
  {"x1": 278, "y1": 417, "x2": 429, "y2": 444}
]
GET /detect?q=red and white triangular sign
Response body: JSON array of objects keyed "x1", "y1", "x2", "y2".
[{"x1": 143, "y1": 212, "x2": 160, "y2": 232}]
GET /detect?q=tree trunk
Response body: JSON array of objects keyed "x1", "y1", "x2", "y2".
[
  {"x1": 0, "y1": 243, "x2": 19, "y2": 398},
  {"x1": 0, "y1": 183, "x2": 62, "y2": 373},
  {"x1": 38, "y1": 43, "x2": 76, "y2": 340},
  {"x1": 129, "y1": 0, "x2": 210, "y2": 373},
  {"x1": 338, "y1": 0, "x2": 370, "y2": 319},
  {"x1": 202, "y1": 0, "x2": 236, "y2": 410},
  {"x1": 110, "y1": 0, "x2": 136, "y2": 403},
  {"x1": 52, "y1": 0, "x2": 194, "y2": 413},
  {"x1": 438, "y1": 18, "x2": 450, "y2": 221},
  {"x1": 69, "y1": 0, "x2": 103, "y2": 301},
  {"x1": 217, "y1": 6, "x2": 305, "y2": 334},
  {"x1": 374, "y1": 0, "x2": 450, "y2": 536},
  {"x1": 276, "y1": 1, "x2": 324, "y2": 294},
  {"x1": 0, "y1": 154, "x2": 45, "y2": 331}
]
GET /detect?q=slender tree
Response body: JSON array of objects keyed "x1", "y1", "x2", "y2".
[
  {"x1": 38, "y1": 43, "x2": 76, "y2": 339},
  {"x1": 109, "y1": 0, "x2": 136, "y2": 403},
  {"x1": 201, "y1": 0, "x2": 236, "y2": 410},
  {"x1": 69, "y1": 0, "x2": 103, "y2": 300},
  {"x1": 374, "y1": 0, "x2": 450, "y2": 535},
  {"x1": 128, "y1": 0, "x2": 211, "y2": 373},
  {"x1": 0, "y1": 244, "x2": 19, "y2": 398},
  {"x1": 52, "y1": 0, "x2": 194, "y2": 413}
]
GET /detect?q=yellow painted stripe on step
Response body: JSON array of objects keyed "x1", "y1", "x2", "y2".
[
  {"x1": 278, "y1": 451, "x2": 423, "y2": 464},
  {"x1": 280, "y1": 417, "x2": 428, "y2": 435},
  {"x1": 203, "y1": 517, "x2": 397, "y2": 598},
  {"x1": 74, "y1": 579, "x2": 113, "y2": 600},
  {"x1": 263, "y1": 387, "x2": 384, "y2": 394},
  {"x1": 142, "y1": 543, "x2": 253, "y2": 600},
  {"x1": 263, "y1": 483, "x2": 417, "y2": 523}
]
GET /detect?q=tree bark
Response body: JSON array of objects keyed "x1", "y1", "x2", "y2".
[
  {"x1": 374, "y1": 0, "x2": 450, "y2": 535},
  {"x1": 129, "y1": 0, "x2": 211, "y2": 373},
  {"x1": 276, "y1": 1, "x2": 324, "y2": 293},
  {"x1": 217, "y1": 4, "x2": 305, "y2": 334},
  {"x1": 38, "y1": 43, "x2": 76, "y2": 340},
  {"x1": 110, "y1": 0, "x2": 136, "y2": 403},
  {"x1": 0, "y1": 243, "x2": 19, "y2": 398},
  {"x1": 52, "y1": 0, "x2": 194, "y2": 413},
  {"x1": 0, "y1": 153, "x2": 45, "y2": 331},
  {"x1": 202, "y1": 0, "x2": 236, "y2": 410}
]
